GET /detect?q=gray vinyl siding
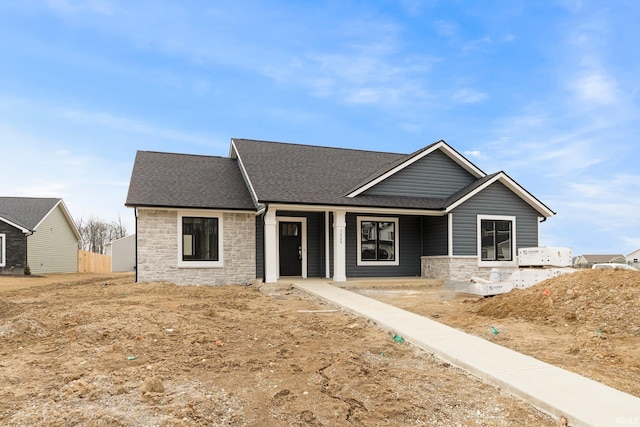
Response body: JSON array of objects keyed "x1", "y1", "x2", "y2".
[
  {"x1": 255, "y1": 215, "x2": 264, "y2": 280},
  {"x1": 422, "y1": 215, "x2": 448, "y2": 256},
  {"x1": 27, "y1": 205, "x2": 79, "y2": 274},
  {"x1": 345, "y1": 213, "x2": 421, "y2": 277},
  {"x1": 451, "y1": 182, "x2": 540, "y2": 256},
  {"x1": 363, "y1": 150, "x2": 476, "y2": 198},
  {"x1": 277, "y1": 211, "x2": 326, "y2": 278}
]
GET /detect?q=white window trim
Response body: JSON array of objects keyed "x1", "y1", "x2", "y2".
[
  {"x1": 357, "y1": 216, "x2": 399, "y2": 267},
  {"x1": 177, "y1": 210, "x2": 224, "y2": 268},
  {"x1": 477, "y1": 215, "x2": 517, "y2": 267},
  {"x1": 0, "y1": 234, "x2": 5, "y2": 267}
]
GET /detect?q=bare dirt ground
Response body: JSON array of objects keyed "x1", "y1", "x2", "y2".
[
  {"x1": 1, "y1": 269, "x2": 636, "y2": 426},
  {"x1": 353, "y1": 268, "x2": 640, "y2": 400}
]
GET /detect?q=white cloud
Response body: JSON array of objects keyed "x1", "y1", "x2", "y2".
[
  {"x1": 571, "y1": 71, "x2": 618, "y2": 105},
  {"x1": 452, "y1": 88, "x2": 487, "y2": 104},
  {"x1": 58, "y1": 109, "x2": 225, "y2": 148},
  {"x1": 434, "y1": 20, "x2": 456, "y2": 37},
  {"x1": 464, "y1": 150, "x2": 482, "y2": 158},
  {"x1": 45, "y1": 0, "x2": 113, "y2": 15}
]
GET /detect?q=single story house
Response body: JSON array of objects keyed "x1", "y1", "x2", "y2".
[
  {"x1": 125, "y1": 139, "x2": 555, "y2": 286},
  {"x1": 625, "y1": 249, "x2": 640, "y2": 267},
  {"x1": 574, "y1": 254, "x2": 627, "y2": 268},
  {"x1": 105, "y1": 234, "x2": 136, "y2": 272},
  {"x1": 0, "y1": 197, "x2": 81, "y2": 274}
]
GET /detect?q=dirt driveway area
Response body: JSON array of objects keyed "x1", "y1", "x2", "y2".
[{"x1": 1, "y1": 269, "x2": 636, "y2": 426}]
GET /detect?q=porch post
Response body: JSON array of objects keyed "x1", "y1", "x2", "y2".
[
  {"x1": 333, "y1": 210, "x2": 346, "y2": 282},
  {"x1": 264, "y1": 209, "x2": 278, "y2": 283},
  {"x1": 325, "y1": 211, "x2": 331, "y2": 278}
]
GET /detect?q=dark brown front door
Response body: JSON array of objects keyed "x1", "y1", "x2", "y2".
[{"x1": 279, "y1": 222, "x2": 302, "y2": 276}]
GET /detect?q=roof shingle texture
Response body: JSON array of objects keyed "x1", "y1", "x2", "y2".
[
  {"x1": 0, "y1": 197, "x2": 61, "y2": 230},
  {"x1": 232, "y1": 139, "x2": 449, "y2": 209},
  {"x1": 125, "y1": 151, "x2": 256, "y2": 210}
]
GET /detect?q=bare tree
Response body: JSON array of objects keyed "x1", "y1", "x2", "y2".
[{"x1": 75, "y1": 216, "x2": 128, "y2": 254}]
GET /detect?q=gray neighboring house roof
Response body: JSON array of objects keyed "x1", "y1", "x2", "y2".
[
  {"x1": 0, "y1": 197, "x2": 63, "y2": 232},
  {"x1": 125, "y1": 151, "x2": 256, "y2": 210},
  {"x1": 577, "y1": 254, "x2": 626, "y2": 263}
]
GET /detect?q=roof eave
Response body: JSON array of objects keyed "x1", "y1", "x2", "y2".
[{"x1": 128, "y1": 203, "x2": 256, "y2": 213}]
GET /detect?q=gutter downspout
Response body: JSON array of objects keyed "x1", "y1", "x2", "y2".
[{"x1": 23, "y1": 229, "x2": 34, "y2": 274}]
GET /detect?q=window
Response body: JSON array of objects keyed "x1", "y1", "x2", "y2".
[
  {"x1": 357, "y1": 217, "x2": 399, "y2": 266},
  {"x1": 478, "y1": 215, "x2": 515, "y2": 265},
  {"x1": 178, "y1": 212, "x2": 223, "y2": 267},
  {"x1": 0, "y1": 234, "x2": 5, "y2": 267}
]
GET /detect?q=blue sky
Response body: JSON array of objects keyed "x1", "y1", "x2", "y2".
[{"x1": 1, "y1": 0, "x2": 639, "y2": 256}]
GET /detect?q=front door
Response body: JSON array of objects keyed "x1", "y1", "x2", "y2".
[{"x1": 279, "y1": 221, "x2": 302, "y2": 276}]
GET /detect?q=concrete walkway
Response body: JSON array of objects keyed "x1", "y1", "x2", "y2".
[{"x1": 292, "y1": 280, "x2": 640, "y2": 427}]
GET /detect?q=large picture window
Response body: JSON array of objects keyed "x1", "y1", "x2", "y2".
[
  {"x1": 182, "y1": 217, "x2": 218, "y2": 261},
  {"x1": 478, "y1": 216, "x2": 514, "y2": 264},
  {"x1": 357, "y1": 217, "x2": 399, "y2": 266},
  {"x1": 178, "y1": 212, "x2": 223, "y2": 267}
]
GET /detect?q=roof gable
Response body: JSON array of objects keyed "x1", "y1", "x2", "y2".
[
  {"x1": 0, "y1": 197, "x2": 80, "y2": 239},
  {"x1": 125, "y1": 151, "x2": 256, "y2": 210},
  {"x1": 444, "y1": 172, "x2": 555, "y2": 217},
  {"x1": 359, "y1": 149, "x2": 477, "y2": 198},
  {"x1": 0, "y1": 197, "x2": 60, "y2": 231},
  {"x1": 346, "y1": 140, "x2": 485, "y2": 197}
]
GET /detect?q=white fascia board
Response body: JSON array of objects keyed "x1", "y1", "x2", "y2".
[
  {"x1": 445, "y1": 173, "x2": 555, "y2": 218},
  {"x1": 0, "y1": 215, "x2": 31, "y2": 233},
  {"x1": 347, "y1": 141, "x2": 485, "y2": 198},
  {"x1": 266, "y1": 203, "x2": 445, "y2": 216},
  {"x1": 229, "y1": 139, "x2": 260, "y2": 206},
  {"x1": 34, "y1": 199, "x2": 82, "y2": 240}
]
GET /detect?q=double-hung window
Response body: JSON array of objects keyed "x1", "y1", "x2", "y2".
[
  {"x1": 357, "y1": 217, "x2": 399, "y2": 266},
  {"x1": 178, "y1": 212, "x2": 223, "y2": 267},
  {"x1": 478, "y1": 215, "x2": 515, "y2": 266}
]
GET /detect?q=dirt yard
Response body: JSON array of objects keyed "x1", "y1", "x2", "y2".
[
  {"x1": 353, "y1": 268, "x2": 640, "y2": 400},
  {"x1": 0, "y1": 270, "x2": 636, "y2": 426}
]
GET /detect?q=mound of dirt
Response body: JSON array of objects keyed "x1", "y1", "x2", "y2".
[{"x1": 476, "y1": 269, "x2": 640, "y2": 337}]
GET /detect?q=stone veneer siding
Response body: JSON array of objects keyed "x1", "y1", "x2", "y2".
[
  {"x1": 137, "y1": 209, "x2": 256, "y2": 286},
  {"x1": 421, "y1": 256, "x2": 517, "y2": 283}
]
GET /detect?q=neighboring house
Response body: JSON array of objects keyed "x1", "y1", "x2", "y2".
[
  {"x1": 105, "y1": 234, "x2": 136, "y2": 272},
  {"x1": 125, "y1": 139, "x2": 555, "y2": 286},
  {"x1": 626, "y1": 249, "x2": 640, "y2": 268},
  {"x1": 574, "y1": 254, "x2": 626, "y2": 269},
  {"x1": 0, "y1": 197, "x2": 81, "y2": 274}
]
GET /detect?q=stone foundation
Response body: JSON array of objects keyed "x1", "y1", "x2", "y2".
[
  {"x1": 137, "y1": 209, "x2": 256, "y2": 286},
  {"x1": 421, "y1": 256, "x2": 517, "y2": 282}
]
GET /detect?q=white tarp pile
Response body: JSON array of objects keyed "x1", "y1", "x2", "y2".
[{"x1": 461, "y1": 247, "x2": 575, "y2": 297}]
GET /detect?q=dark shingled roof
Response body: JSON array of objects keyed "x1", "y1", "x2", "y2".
[
  {"x1": 125, "y1": 139, "x2": 553, "y2": 216},
  {"x1": 0, "y1": 197, "x2": 61, "y2": 230},
  {"x1": 125, "y1": 151, "x2": 256, "y2": 210},
  {"x1": 232, "y1": 138, "x2": 450, "y2": 209}
]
